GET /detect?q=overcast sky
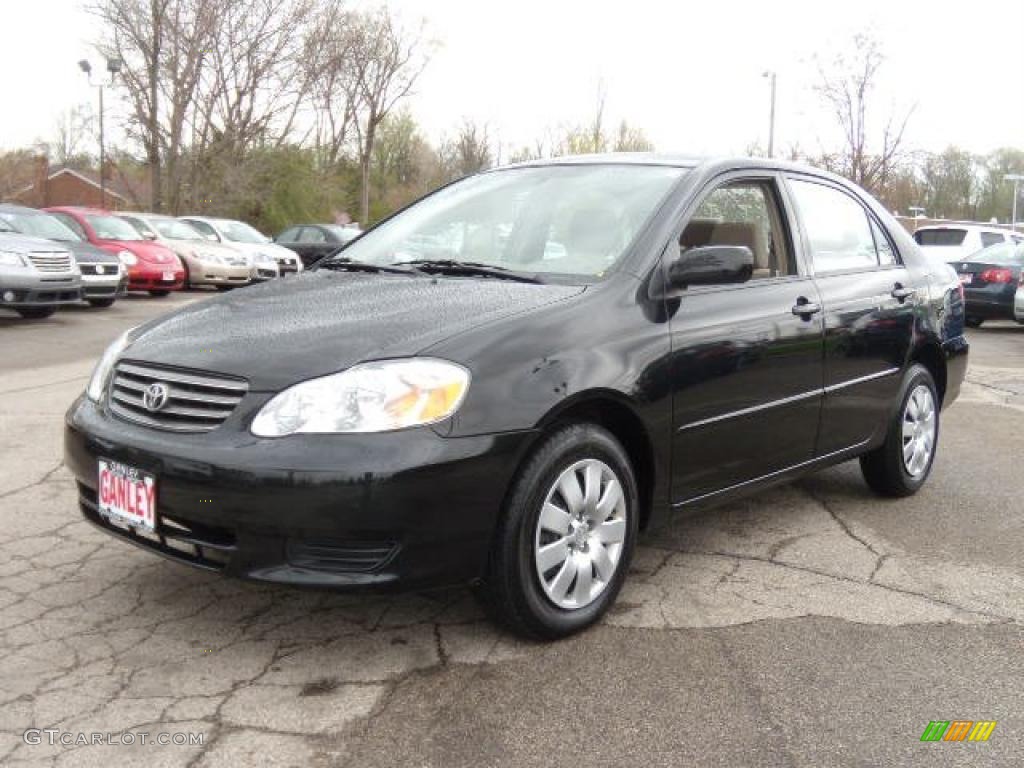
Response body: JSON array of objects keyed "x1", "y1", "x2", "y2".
[{"x1": 3, "y1": 0, "x2": 1022, "y2": 159}]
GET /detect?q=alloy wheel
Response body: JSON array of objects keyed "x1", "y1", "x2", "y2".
[{"x1": 902, "y1": 384, "x2": 936, "y2": 477}]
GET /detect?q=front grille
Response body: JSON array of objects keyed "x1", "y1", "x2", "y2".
[
  {"x1": 79, "y1": 483, "x2": 235, "y2": 570},
  {"x1": 286, "y1": 539, "x2": 399, "y2": 574},
  {"x1": 109, "y1": 361, "x2": 248, "y2": 433},
  {"x1": 29, "y1": 251, "x2": 73, "y2": 272},
  {"x1": 80, "y1": 263, "x2": 118, "y2": 276}
]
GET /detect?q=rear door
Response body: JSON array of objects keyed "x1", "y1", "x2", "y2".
[
  {"x1": 668, "y1": 173, "x2": 825, "y2": 503},
  {"x1": 785, "y1": 175, "x2": 916, "y2": 454}
]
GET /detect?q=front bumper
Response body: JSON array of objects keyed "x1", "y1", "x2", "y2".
[
  {"x1": 1015, "y1": 285, "x2": 1024, "y2": 322},
  {"x1": 128, "y1": 266, "x2": 185, "y2": 292},
  {"x1": 1, "y1": 270, "x2": 81, "y2": 306},
  {"x1": 189, "y1": 261, "x2": 252, "y2": 286},
  {"x1": 65, "y1": 395, "x2": 533, "y2": 590},
  {"x1": 81, "y1": 271, "x2": 128, "y2": 300}
]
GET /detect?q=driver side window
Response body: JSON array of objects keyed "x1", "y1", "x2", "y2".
[{"x1": 679, "y1": 180, "x2": 796, "y2": 281}]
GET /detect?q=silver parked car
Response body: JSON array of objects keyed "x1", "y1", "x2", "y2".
[
  {"x1": 0, "y1": 219, "x2": 81, "y2": 319},
  {"x1": 179, "y1": 216, "x2": 302, "y2": 277}
]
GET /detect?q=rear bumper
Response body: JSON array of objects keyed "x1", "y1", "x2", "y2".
[
  {"x1": 941, "y1": 334, "x2": 969, "y2": 408},
  {"x1": 963, "y1": 285, "x2": 1017, "y2": 319},
  {"x1": 64, "y1": 395, "x2": 534, "y2": 590},
  {"x1": 1014, "y1": 285, "x2": 1024, "y2": 322}
]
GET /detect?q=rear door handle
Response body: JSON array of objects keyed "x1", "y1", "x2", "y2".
[
  {"x1": 792, "y1": 298, "x2": 821, "y2": 318},
  {"x1": 891, "y1": 284, "x2": 916, "y2": 302}
]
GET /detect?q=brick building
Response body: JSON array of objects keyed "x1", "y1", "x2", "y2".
[{"x1": 12, "y1": 156, "x2": 128, "y2": 210}]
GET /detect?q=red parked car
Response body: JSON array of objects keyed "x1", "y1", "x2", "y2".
[{"x1": 44, "y1": 206, "x2": 185, "y2": 296}]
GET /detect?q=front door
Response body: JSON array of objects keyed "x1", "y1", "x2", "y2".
[
  {"x1": 667, "y1": 175, "x2": 825, "y2": 504},
  {"x1": 785, "y1": 176, "x2": 916, "y2": 454}
]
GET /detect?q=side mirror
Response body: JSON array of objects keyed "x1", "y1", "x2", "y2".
[
  {"x1": 143, "y1": 231, "x2": 157, "y2": 241},
  {"x1": 667, "y1": 245, "x2": 754, "y2": 288}
]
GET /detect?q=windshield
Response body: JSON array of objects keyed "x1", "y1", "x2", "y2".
[
  {"x1": 150, "y1": 218, "x2": 203, "y2": 240},
  {"x1": 0, "y1": 211, "x2": 80, "y2": 241},
  {"x1": 969, "y1": 242, "x2": 1024, "y2": 265},
  {"x1": 215, "y1": 219, "x2": 267, "y2": 244},
  {"x1": 335, "y1": 165, "x2": 686, "y2": 279},
  {"x1": 88, "y1": 215, "x2": 145, "y2": 241}
]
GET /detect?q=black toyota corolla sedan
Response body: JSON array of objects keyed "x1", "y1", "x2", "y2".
[
  {"x1": 950, "y1": 241, "x2": 1024, "y2": 327},
  {"x1": 65, "y1": 155, "x2": 968, "y2": 638}
]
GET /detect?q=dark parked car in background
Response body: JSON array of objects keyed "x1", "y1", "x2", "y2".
[
  {"x1": 66, "y1": 155, "x2": 967, "y2": 639},
  {"x1": 274, "y1": 223, "x2": 361, "y2": 267},
  {"x1": 0, "y1": 204, "x2": 125, "y2": 308},
  {"x1": 950, "y1": 241, "x2": 1024, "y2": 327}
]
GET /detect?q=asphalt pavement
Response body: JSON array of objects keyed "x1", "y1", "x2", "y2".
[{"x1": 1, "y1": 293, "x2": 1022, "y2": 767}]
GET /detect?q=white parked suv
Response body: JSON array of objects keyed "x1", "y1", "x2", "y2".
[
  {"x1": 913, "y1": 224, "x2": 1021, "y2": 263},
  {"x1": 178, "y1": 216, "x2": 304, "y2": 277}
]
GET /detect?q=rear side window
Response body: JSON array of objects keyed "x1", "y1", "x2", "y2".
[
  {"x1": 277, "y1": 227, "x2": 300, "y2": 242},
  {"x1": 788, "y1": 179, "x2": 879, "y2": 274},
  {"x1": 914, "y1": 228, "x2": 967, "y2": 246},
  {"x1": 980, "y1": 232, "x2": 1005, "y2": 248}
]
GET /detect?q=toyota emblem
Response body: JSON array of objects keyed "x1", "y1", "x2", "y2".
[{"x1": 143, "y1": 383, "x2": 169, "y2": 412}]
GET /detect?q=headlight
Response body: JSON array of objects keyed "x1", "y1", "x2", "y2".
[
  {"x1": 251, "y1": 358, "x2": 471, "y2": 437},
  {"x1": 86, "y1": 330, "x2": 132, "y2": 402},
  {"x1": 117, "y1": 250, "x2": 137, "y2": 266},
  {"x1": 0, "y1": 250, "x2": 27, "y2": 267}
]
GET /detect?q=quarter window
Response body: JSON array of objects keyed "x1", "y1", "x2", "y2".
[
  {"x1": 869, "y1": 217, "x2": 898, "y2": 266},
  {"x1": 789, "y1": 180, "x2": 879, "y2": 274}
]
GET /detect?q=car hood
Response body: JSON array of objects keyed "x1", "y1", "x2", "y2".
[
  {"x1": 102, "y1": 239, "x2": 179, "y2": 264},
  {"x1": 166, "y1": 238, "x2": 247, "y2": 261},
  {"x1": 0, "y1": 232, "x2": 73, "y2": 254},
  {"x1": 125, "y1": 272, "x2": 584, "y2": 391},
  {"x1": 63, "y1": 239, "x2": 119, "y2": 263}
]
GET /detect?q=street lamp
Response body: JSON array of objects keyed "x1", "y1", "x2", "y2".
[
  {"x1": 762, "y1": 70, "x2": 777, "y2": 158},
  {"x1": 78, "y1": 56, "x2": 122, "y2": 209},
  {"x1": 1005, "y1": 174, "x2": 1024, "y2": 232}
]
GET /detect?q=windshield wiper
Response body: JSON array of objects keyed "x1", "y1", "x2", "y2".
[
  {"x1": 315, "y1": 257, "x2": 416, "y2": 276},
  {"x1": 392, "y1": 259, "x2": 541, "y2": 284}
]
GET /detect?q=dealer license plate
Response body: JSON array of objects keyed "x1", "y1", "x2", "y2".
[
  {"x1": 162, "y1": 271, "x2": 176, "y2": 282},
  {"x1": 958, "y1": 273, "x2": 973, "y2": 284},
  {"x1": 98, "y1": 459, "x2": 157, "y2": 531}
]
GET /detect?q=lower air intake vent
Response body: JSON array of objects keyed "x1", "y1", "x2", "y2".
[{"x1": 286, "y1": 539, "x2": 399, "y2": 574}]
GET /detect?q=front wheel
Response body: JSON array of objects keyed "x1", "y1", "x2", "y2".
[
  {"x1": 481, "y1": 423, "x2": 638, "y2": 639},
  {"x1": 860, "y1": 364, "x2": 939, "y2": 497}
]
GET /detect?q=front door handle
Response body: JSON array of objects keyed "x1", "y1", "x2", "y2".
[
  {"x1": 891, "y1": 284, "x2": 916, "y2": 302},
  {"x1": 792, "y1": 298, "x2": 822, "y2": 318}
]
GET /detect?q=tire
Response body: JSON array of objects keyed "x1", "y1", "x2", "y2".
[
  {"x1": 149, "y1": 290, "x2": 170, "y2": 297},
  {"x1": 87, "y1": 298, "x2": 116, "y2": 308},
  {"x1": 860, "y1": 364, "x2": 939, "y2": 497},
  {"x1": 15, "y1": 306, "x2": 57, "y2": 319},
  {"x1": 965, "y1": 316, "x2": 984, "y2": 328},
  {"x1": 481, "y1": 423, "x2": 639, "y2": 640},
  {"x1": 216, "y1": 285, "x2": 234, "y2": 292}
]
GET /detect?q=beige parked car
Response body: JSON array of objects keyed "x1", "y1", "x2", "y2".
[{"x1": 118, "y1": 213, "x2": 254, "y2": 290}]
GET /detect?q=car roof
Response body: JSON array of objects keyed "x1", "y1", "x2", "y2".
[
  {"x1": 0, "y1": 203, "x2": 50, "y2": 215},
  {"x1": 45, "y1": 205, "x2": 115, "y2": 216}
]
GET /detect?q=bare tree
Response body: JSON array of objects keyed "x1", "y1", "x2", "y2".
[
  {"x1": 46, "y1": 105, "x2": 97, "y2": 167},
  {"x1": 349, "y1": 9, "x2": 430, "y2": 225},
  {"x1": 304, "y1": 0, "x2": 360, "y2": 167},
  {"x1": 814, "y1": 32, "x2": 914, "y2": 195},
  {"x1": 437, "y1": 119, "x2": 493, "y2": 181}
]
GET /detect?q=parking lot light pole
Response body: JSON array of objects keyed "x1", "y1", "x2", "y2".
[
  {"x1": 78, "y1": 57, "x2": 122, "y2": 209},
  {"x1": 762, "y1": 70, "x2": 777, "y2": 158},
  {"x1": 1006, "y1": 174, "x2": 1024, "y2": 232}
]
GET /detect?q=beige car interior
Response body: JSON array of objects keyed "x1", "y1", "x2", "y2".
[{"x1": 679, "y1": 182, "x2": 793, "y2": 279}]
